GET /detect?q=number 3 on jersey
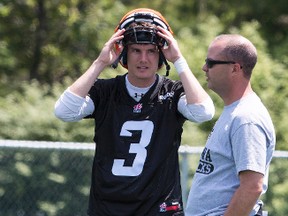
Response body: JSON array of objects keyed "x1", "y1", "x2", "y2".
[{"x1": 112, "y1": 120, "x2": 154, "y2": 176}]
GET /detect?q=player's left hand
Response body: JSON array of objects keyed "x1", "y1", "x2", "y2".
[{"x1": 156, "y1": 26, "x2": 182, "y2": 63}]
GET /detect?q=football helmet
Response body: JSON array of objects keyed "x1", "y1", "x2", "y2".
[{"x1": 112, "y1": 8, "x2": 173, "y2": 76}]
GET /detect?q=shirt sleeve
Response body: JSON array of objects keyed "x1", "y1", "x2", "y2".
[
  {"x1": 177, "y1": 95, "x2": 215, "y2": 123},
  {"x1": 232, "y1": 123, "x2": 267, "y2": 175},
  {"x1": 54, "y1": 88, "x2": 95, "y2": 122}
]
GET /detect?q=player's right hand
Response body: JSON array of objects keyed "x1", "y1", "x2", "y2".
[{"x1": 97, "y1": 29, "x2": 125, "y2": 67}]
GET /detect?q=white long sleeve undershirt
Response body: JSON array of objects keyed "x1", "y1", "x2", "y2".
[{"x1": 54, "y1": 84, "x2": 214, "y2": 123}]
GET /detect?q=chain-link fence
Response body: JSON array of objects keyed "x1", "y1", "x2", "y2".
[
  {"x1": 0, "y1": 140, "x2": 94, "y2": 216},
  {"x1": 1, "y1": 140, "x2": 288, "y2": 216}
]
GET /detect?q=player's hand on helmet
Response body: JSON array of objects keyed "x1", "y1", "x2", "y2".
[
  {"x1": 156, "y1": 26, "x2": 182, "y2": 63},
  {"x1": 97, "y1": 29, "x2": 125, "y2": 67}
]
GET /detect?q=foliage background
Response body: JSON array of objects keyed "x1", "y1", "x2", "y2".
[
  {"x1": 0, "y1": 0, "x2": 287, "y2": 215},
  {"x1": 1, "y1": 0, "x2": 287, "y2": 149}
]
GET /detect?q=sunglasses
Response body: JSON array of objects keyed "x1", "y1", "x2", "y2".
[{"x1": 205, "y1": 58, "x2": 236, "y2": 69}]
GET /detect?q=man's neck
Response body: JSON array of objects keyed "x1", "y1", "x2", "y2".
[
  {"x1": 125, "y1": 75, "x2": 155, "y2": 101},
  {"x1": 126, "y1": 74, "x2": 157, "y2": 88}
]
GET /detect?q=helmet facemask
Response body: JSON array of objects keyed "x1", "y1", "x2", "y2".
[{"x1": 122, "y1": 24, "x2": 166, "y2": 47}]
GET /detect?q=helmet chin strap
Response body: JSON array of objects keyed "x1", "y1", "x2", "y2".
[
  {"x1": 111, "y1": 47, "x2": 127, "y2": 69},
  {"x1": 158, "y1": 48, "x2": 170, "y2": 76}
]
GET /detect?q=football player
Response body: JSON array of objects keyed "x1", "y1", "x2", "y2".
[{"x1": 55, "y1": 8, "x2": 215, "y2": 216}]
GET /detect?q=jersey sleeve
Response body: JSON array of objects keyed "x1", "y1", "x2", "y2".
[{"x1": 86, "y1": 78, "x2": 118, "y2": 119}]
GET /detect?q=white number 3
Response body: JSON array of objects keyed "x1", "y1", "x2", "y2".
[{"x1": 112, "y1": 120, "x2": 154, "y2": 176}]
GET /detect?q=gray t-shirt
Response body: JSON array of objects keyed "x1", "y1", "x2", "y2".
[{"x1": 185, "y1": 93, "x2": 275, "y2": 216}]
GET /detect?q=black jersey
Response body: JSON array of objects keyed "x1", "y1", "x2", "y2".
[{"x1": 87, "y1": 74, "x2": 186, "y2": 216}]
